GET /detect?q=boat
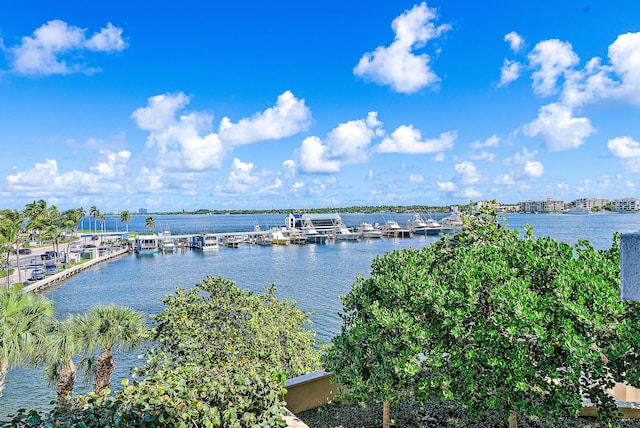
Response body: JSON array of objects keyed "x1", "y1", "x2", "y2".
[
  {"x1": 406, "y1": 213, "x2": 443, "y2": 236},
  {"x1": 134, "y1": 234, "x2": 158, "y2": 255},
  {"x1": 439, "y1": 213, "x2": 463, "y2": 233},
  {"x1": 192, "y1": 233, "x2": 219, "y2": 251},
  {"x1": 304, "y1": 227, "x2": 329, "y2": 244},
  {"x1": 358, "y1": 222, "x2": 382, "y2": 239},
  {"x1": 333, "y1": 223, "x2": 360, "y2": 241},
  {"x1": 564, "y1": 206, "x2": 590, "y2": 215},
  {"x1": 286, "y1": 213, "x2": 343, "y2": 235},
  {"x1": 224, "y1": 235, "x2": 245, "y2": 248},
  {"x1": 160, "y1": 239, "x2": 177, "y2": 252},
  {"x1": 288, "y1": 231, "x2": 308, "y2": 245},
  {"x1": 270, "y1": 229, "x2": 289, "y2": 245},
  {"x1": 380, "y1": 219, "x2": 412, "y2": 238}
]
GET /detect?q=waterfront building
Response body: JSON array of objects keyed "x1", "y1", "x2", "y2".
[
  {"x1": 518, "y1": 198, "x2": 564, "y2": 213},
  {"x1": 612, "y1": 198, "x2": 640, "y2": 212},
  {"x1": 572, "y1": 198, "x2": 610, "y2": 210}
]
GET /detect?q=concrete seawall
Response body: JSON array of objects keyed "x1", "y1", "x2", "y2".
[{"x1": 22, "y1": 248, "x2": 129, "y2": 293}]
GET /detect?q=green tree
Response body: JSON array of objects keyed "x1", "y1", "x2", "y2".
[
  {"x1": 89, "y1": 206, "x2": 100, "y2": 233},
  {"x1": 0, "y1": 287, "x2": 55, "y2": 397},
  {"x1": 144, "y1": 216, "x2": 155, "y2": 232},
  {"x1": 120, "y1": 210, "x2": 131, "y2": 232},
  {"x1": 325, "y1": 203, "x2": 640, "y2": 428},
  {"x1": 80, "y1": 305, "x2": 148, "y2": 394},
  {"x1": 62, "y1": 207, "x2": 85, "y2": 255},
  {"x1": 43, "y1": 315, "x2": 84, "y2": 405},
  {"x1": 0, "y1": 209, "x2": 27, "y2": 286},
  {"x1": 145, "y1": 275, "x2": 321, "y2": 378}
]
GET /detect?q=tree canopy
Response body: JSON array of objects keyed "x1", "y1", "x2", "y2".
[{"x1": 325, "y1": 205, "x2": 640, "y2": 427}]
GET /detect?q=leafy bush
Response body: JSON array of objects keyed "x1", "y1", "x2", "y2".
[{"x1": 325, "y1": 203, "x2": 640, "y2": 427}]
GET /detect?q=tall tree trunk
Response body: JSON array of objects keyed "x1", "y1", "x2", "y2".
[
  {"x1": 57, "y1": 358, "x2": 76, "y2": 405},
  {"x1": 0, "y1": 362, "x2": 8, "y2": 398},
  {"x1": 94, "y1": 347, "x2": 115, "y2": 394},
  {"x1": 383, "y1": 401, "x2": 390, "y2": 428},
  {"x1": 509, "y1": 410, "x2": 518, "y2": 428}
]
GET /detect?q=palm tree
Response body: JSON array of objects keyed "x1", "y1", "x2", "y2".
[
  {"x1": 0, "y1": 287, "x2": 55, "y2": 397},
  {"x1": 62, "y1": 207, "x2": 85, "y2": 255},
  {"x1": 81, "y1": 305, "x2": 148, "y2": 393},
  {"x1": 144, "y1": 216, "x2": 155, "y2": 233},
  {"x1": 89, "y1": 206, "x2": 100, "y2": 233},
  {"x1": 98, "y1": 213, "x2": 106, "y2": 233},
  {"x1": 43, "y1": 315, "x2": 83, "y2": 404},
  {"x1": 24, "y1": 199, "x2": 48, "y2": 246},
  {"x1": 120, "y1": 211, "x2": 131, "y2": 232},
  {"x1": 0, "y1": 210, "x2": 26, "y2": 286}
]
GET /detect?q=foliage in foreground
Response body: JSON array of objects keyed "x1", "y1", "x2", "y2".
[
  {"x1": 324, "y1": 203, "x2": 640, "y2": 427},
  {"x1": 298, "y1": 399, "x2": 640, "y2": 428},
  {"x1": 4, "y1": 276, "x2": 322, "y2": 427}
]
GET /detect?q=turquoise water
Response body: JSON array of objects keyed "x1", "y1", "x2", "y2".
[{"x1": 2, "y1": 212, "x2": 640, "y2": 417}]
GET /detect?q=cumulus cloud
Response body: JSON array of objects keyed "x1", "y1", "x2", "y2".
[
  {"x1": 353, "y1": 2, "x2": 451, "y2": 94},
  {"x1": 376, "y1": 126, "x2": 456, "y2": 154},
  {"x1": 218, "y1": 91, "x2": 312, "y2": 145},
  {"x1": 502, "y1": 147, "x2": 544, "y2": 180},
  {"x1": 523, "y1": 103, "x2": 594, "y2": 151},
  {"x1": 409, "y1": 173, "x2": 424, "y2": 183},
  {"x1": 498, "y1": 59, "x2": 521, "y2": 87},
  {"x1": 437, "y1": 180, "x2": 457, "y2": 192},
  {"x1": 215, "y1": 158, "x2": 261, "y2": 194},
  {"x1": 9, "y1": 19, "x2": 126, "y2": 75},
  {"x1": 6, "y1": 149, "x2": 131, "y2": 197},
  {"x1": 528, "y1": 39, "x2": 580, "y2": 97},
  {"x1": 504, "y1": 31, "x2": 524, "y2": 52},
  {"x1": 471, "y1": 135, "x2": 500, "y2": 149},
  {"x1": 608, "y1": 136, "x2": 640, "y2": 158},
  {"x1": 298, "y1": 112, "x2": 383, "y2": 173},
  {"x1": 131, "y1": 92, "x2": 190, "y2": 132},
  {"x1": 454, "y1": 161, "x2": 481, "y2": 185},
  {"x1": 608, "y1": 32, "x2": 640, "y2": 103}
]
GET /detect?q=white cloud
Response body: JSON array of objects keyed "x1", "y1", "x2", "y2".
[
  {"x1": 218, "y1": 91, "x2": 311, "y2": 145},
  {"x1": 504, "y1": 31, "x2": 524, "y2": 52},
  {"x1": 523, "y1": 160, "x2": 544, "y2": 177},
  {"x1": 608, "y1": 32, "x2": 640, "y2": 103},
  {"x1": 457, "y1": 187, "x2": 482, "y2": 199},
  {"x1": 353, "y1": 2, "x2": 451, "y2": 94},
  {"x1": 471, "y1": 135, "x2": 500, "y2": 149},
  {"x1": 376, "y1": 126, "x2": 456, "y2": 154},
  {"x1": 298, "y1": 112, "x2": 383, "y2": 173},
  {"x1": 498, "y1": 59, "x2": 521, "y2": 87},
  {"x1": 132, "y1": 92, "x2": 227, "y2": 171},
  {"x1": 6, "y1": 149, "x2": 131, "y2": 197},
  {"x1": 528, "y1": 39, "x2": 579, "y2": 97},
  {"x1": 409, "y1": 173, "x2": 424, "y2": 183},
  {"x1": 454, "y1": 161, "x2": 481, "y2": 185},
  {"x1": 437, "y1": 180, "x2": 457, "y2": 192},
  {"x1": 215, "y1": 158, "x2": 260, "y2": 194},
  {"x1": 282, "y1": 159, "x2": 297, "y2": 176},
  {"x1": 9, "y1": 20, "x2": 126, "y2": 75},
  {"x1": 131, "y1": 92, "x2": 190, "y2": 132},
  {"x1": 608, "y1": 136, "x2": 640, "y2": 158},
  {"x1": 523, "y1": 103, "x2": 594, "y2": 151}
]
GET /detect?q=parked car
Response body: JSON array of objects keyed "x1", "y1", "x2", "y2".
[
  {"x1": 44, "y1": 264, "x2": 58, "y2": 275},
  {"x1": 18, "y1": 248, "x2": 32, "y2": 255},
  {"x1": 30, "y1": 268, "x2": 46, "y2": 281}
]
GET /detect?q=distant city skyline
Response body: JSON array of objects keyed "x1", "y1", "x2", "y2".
[{"x1": 1, "y1": 1, "x2": 640, "y2": 212}]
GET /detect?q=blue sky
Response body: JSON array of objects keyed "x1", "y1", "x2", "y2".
[{"x1": 1, "y1": 1, "x2": 640, "y2": 212}]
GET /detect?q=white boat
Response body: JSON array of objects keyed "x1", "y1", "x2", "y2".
[
  {"x1": 160, "y1": 239, "x2": 177, "y2": 252},
  {"x1": 304, "y1": 227, "x2": 329, "y2": 244},
  {"x1": 439, "y1": 213, "x2": 463, "y2": 233},
  {"x1": 564, "y1": 206, "x2": 590, "y2": 215},
  {"x1": 407, "y1": 213, "x2": 443, "y2": 236},
  {"x1": 333, "y1": 223, "x2": 360, "y2": 241},
  {"x1": 380, "y1": 219, "x2": 412, "y2": 238},
  {"x1": 192, "y1": 234, "x2": 219, "y2": 251},
  {"x1": 358, "y1": 222, "x2": 382, "y2": 239},
  {"x1": 134, "y1": 234, "x2": 158, "y2": 255}
]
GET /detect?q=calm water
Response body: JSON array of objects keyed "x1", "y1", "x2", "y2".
[{"x1": 2, "y1": 212, "x2": 640, "y2": 417}]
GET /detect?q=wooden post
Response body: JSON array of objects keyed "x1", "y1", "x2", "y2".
[{"x1": 383, "y1": 401, "x2": 390, "y2": 428}]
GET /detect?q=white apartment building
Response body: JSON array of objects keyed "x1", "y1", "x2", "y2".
[
  {"x1": 519, "y1": 199, "x2": 565, "y2": 213},
  {"x1": 612, "y1": 198, "x2": 640, "y2": 212},
  {"x1": 572, "y1": 198, "x2": 610, "y2": 209}
]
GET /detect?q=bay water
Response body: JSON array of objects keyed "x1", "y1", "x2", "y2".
[{"x1": 2, "y1": 212, "x2": 640, "y2": 418}]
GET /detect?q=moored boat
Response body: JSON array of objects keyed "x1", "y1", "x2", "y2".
[
  {"x1": 380, "y1": 219, "x2": 412, "y2": 238},
  {"x1": 192, "y1": 233, "x2": 220, "y2": 251},
  {"x1": 134, "y1": 234, "x2": 159, "y2": 255},
  {"x1": 358, "y1": 222, "x2": 382, "y2": 239}
]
